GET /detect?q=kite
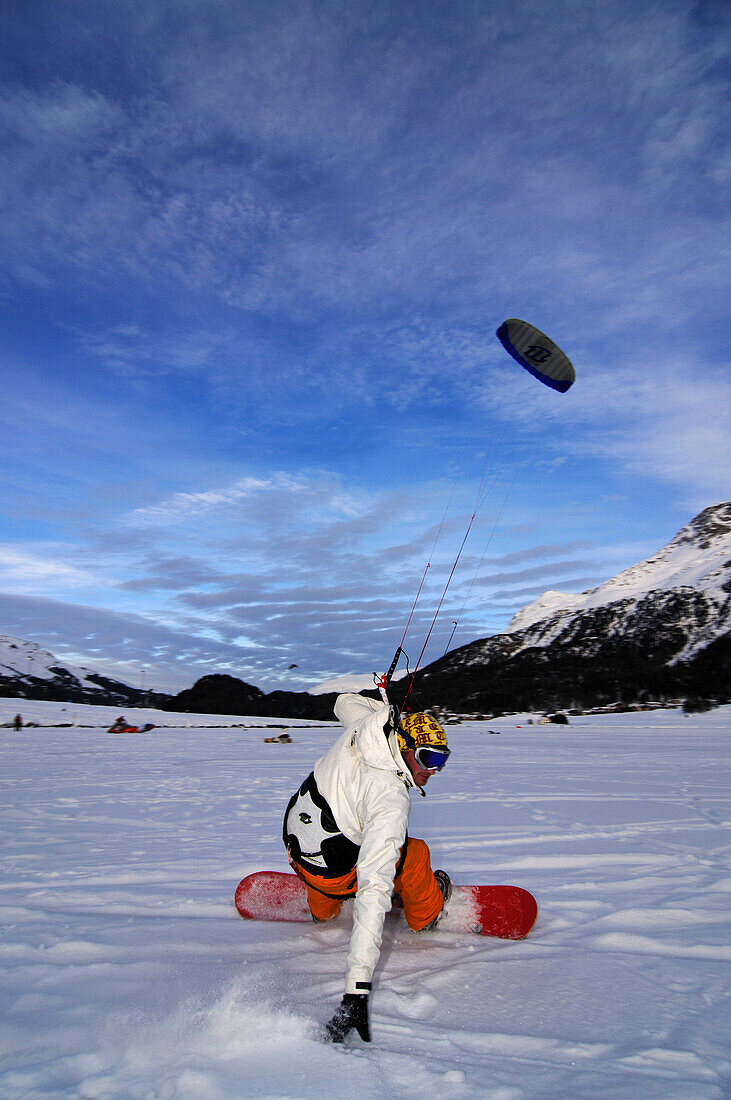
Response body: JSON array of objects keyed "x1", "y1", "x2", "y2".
[{"x1": 496, "y1": 318, "x2": 575, "y2": 393}]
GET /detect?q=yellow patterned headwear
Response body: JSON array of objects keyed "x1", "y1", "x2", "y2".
[{"x1": 398, "y1": 711, "x2": 448, "y2": 755}]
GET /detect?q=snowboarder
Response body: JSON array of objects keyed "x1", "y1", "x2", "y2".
[{"x1": 283, "y1": 693, "x2": 451, "y2": 1043}]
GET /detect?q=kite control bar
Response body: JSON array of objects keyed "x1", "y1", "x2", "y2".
[{"x1": 375, "y1": 646, "x2": 403, "y2": 702}]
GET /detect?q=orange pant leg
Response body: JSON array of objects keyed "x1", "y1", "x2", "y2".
[
  {"x1": 393, "y1": 836, "x2": 443, "y2": 931},
  {"x1": 306, "y1": 884, "x2": 342, "y2": 922},
  {"x1": 289, "y1": 840, "x2": 442, "y2": 929},
  {"x1": 288, "y1": 855, "x2": 358, "y2": 922}
]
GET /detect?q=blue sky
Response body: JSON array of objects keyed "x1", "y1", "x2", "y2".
[{"x1": 1, "y1": 0, "x2": 729, "y2": 693}]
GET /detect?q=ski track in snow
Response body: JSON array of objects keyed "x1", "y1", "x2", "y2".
[{"x1": 0, "y1": 701, "x2": 729, "y2": 1099}]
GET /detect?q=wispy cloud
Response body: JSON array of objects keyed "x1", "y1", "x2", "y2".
[
  {"x1": 0, "y1": 547, "x2": 95, "y2": 590},
  {"x1": 130, "y1": 476, "x2": 274, "y2": 523}
]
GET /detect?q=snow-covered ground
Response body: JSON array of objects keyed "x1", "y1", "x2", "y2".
[
  {"x1": 1, "y1": 698, "x2": 729, "y2": 1099},
  {"x1": 0, "y1": 697, "x2": 329, "y2": 730}
]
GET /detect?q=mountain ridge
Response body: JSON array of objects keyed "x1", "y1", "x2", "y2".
[
  {"x1": 509, "y1": 502, "x2": 731, "y2": 636},
  {"x1": 405, "y1": 502, "x2": 730, "y2": 715},
  {"x1": 0, "y1": 635, "x2": 169, "y2": 708}
]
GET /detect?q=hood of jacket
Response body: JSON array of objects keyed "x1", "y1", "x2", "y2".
[{"x1": 334, "y1": 694, "x2": 415, "y2": 788}]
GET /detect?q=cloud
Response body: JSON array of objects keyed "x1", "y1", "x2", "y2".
[
  {"x1": 76, "y1": 324, "x2": 241, "y2": 378},
  {"x1": 2, "y1": 2, "x2": 726, "y2": 327},
  {"x1": 130, "y1": 476, "x2": 273, "y2": 523},
  {"x1": 1, "y1": 460, "x2": 622, "y2": 690},
  {"x1": 0, "y1": 547, "x2": 97, "y2": 591},
  {"x1": 1, "y1": 1, "x2": 727, "y2": 457},
  {"x1": 566, "y1": 360, "x2": 731, "y2": 503},
  {"x1": 481, "y1": 541, "x2": 593, "y2": 566},
  {"x1": 0, "y1": 591, "x2": 255, "y2": 693}
]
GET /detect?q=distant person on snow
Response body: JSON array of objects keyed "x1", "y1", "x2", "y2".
[
  {"x1": 109, "y1": 717, "x2": 127, "y2": 732},
  {"x1": 13, "y1": 714, "x2": 22, "y2": 731},
  {"x1": 283, "y1": 693, "x2": 451, "y2": 1043}
]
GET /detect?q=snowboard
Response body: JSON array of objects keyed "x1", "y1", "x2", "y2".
[{"x1": 235, "y1": 871, "x2": 537, "y2": 940}]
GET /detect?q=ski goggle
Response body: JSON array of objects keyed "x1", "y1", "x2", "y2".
[{"x1": 413, "y1": 745, "x2": 451, "y2": 771}]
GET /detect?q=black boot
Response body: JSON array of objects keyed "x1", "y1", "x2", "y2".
[
  {"x1": 434, "y1": 869, "x2": 452, "y2": 904},
  {"x1": 421, "y1": 870, "x2": 451, "y2": 931}
]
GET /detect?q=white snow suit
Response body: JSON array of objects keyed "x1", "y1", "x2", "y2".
[{"x1": 283, "y1": 693, "x2": 418, "y2": 994}]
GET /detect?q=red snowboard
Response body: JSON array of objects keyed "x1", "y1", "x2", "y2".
[{"x1": 235, "y1": 871, "x2": 537, "y2": 940}]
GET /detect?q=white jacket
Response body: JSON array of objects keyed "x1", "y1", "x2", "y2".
[{"x1": 313, "y1": 693, "x2": 417, "y2": 994}]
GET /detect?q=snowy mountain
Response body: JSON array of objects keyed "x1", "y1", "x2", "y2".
[
  {"x1": 509, "y1": 502, "x2": 731, "y2": 645},
  {"x1": 0, "y1": 635, "x2": 168, "y2": 707},
  {"x1": 410, "y1": 502, "x2": 731, "y2": 715}
]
